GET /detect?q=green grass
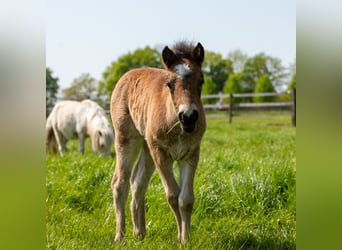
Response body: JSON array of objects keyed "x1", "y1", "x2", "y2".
[{"x1": 46, "y1": 116, "x2": 296, "y2": 249}]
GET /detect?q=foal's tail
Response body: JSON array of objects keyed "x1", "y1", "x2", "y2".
[{"x1": 46, "y1": 118, "x2": 57, "y2": 153}]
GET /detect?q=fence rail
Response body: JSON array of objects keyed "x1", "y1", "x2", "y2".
[
  {"x1": 202, "y1": 87, "x2": 296, "y2": 126},
  {"x1": 201, "y1": 91, "x2": 291, "y2": 99},
  {"x1": 47, "y1": 88, "x2": 296, "y2": 127},
  {"x1": 204, "y1": 102, "x2": 292, "y2": 110}
]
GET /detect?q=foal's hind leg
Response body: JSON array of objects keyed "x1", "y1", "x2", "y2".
[
  {"x1": 112, "y1": 133, "x2": 142, "y2": 242},
  {"x1": 130, "y1": 143, "x2": 155, "y2": 238}
]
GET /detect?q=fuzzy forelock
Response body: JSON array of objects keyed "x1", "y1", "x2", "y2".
[{"x1": 171, "y1": 41, "x2": 196, "y2": 59}]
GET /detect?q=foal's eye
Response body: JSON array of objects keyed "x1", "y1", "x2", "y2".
[
  {"x1": 166, "y1": 82, "x2": 174, "y2": 91},
  {"x1": 199, "y1": 74, "x2": 204, "y2": 86},
  {"x1": 198, "y1": 78, "x2": 204, "y2": 88},
  {"x1": 198, "y1": 78, "x2": 204, "y2": 95}
]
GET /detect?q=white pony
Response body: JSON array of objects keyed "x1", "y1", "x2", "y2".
[{"x1": 46, "y1": 99, "x2": 114, "y2": 156}]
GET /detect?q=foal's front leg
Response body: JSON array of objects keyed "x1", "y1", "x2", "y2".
[
  {"x1": 178, "y1": 148, "x2": 199, "y2": 243},
  {"x1": 148, "y1": 143, "x2": 182, "y2": 241}
]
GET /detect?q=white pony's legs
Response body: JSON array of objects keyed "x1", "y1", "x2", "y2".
[
  {"x1": 78, "y1": 133, "x2": 85, "y2": 154},
  {"x1": 52, "y1": 125, "x2": 65, "y2": 156}
]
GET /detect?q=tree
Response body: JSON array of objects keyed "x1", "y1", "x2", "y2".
[
  {"x1": 289, "y1": 59, "x2": 296, "y2": 79},
  {"x1": 63, "y1": 73, "x2": 98, "y2": 100},
  {"x1": 242, "y1": 53, "x2": 287, "y2": 93},
  {"x1": 288, "y1": 73, "x2": 296, "y2": 89},
  {"x1": 266, "y1": 56, "x2": 288, "y2": 91},
  {"x1": 98, "y1": 46, "x2": 163, "y2": 100},
  {"x1": 253, "y1": 74, "x2": 275, "y2": 102},
  {"x1": 203, "y1": 51, "x2": 233, "y2": 93},
  {"x1": 223, "y1": 73, "x2": 243, "y2": 103},
  {"x1": 227, "y1": 49, "x2": 248, "y2": 73},
  {"x1": 242, "y1": 53, "x2": 269, "y2": 92},
  {"x1": 46, "y1": 67, "x2": 59, "y2": 116},
  {"x1": 201, "y1": 76, "x2": 217, "y2": 104}
]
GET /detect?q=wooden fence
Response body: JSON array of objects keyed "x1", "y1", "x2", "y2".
[
  {"x1": 202, "y1": 87, "x2": 296, "y2": 126},
  {"x1": 47, "y1": 88, "x2": 296, "y2": 127}
]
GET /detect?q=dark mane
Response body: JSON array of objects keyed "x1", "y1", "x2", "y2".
[{"x1": 171, "y1": 41, "x2": 196, "y2": 59}]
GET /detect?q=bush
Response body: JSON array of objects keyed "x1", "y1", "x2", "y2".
[
  {"x1": 253, "y1": 74, "x2": 275, "y2": 102},
  {"x1": 202, "y1": 76, "x2": 218, "y2": 104},
  {"x1": 223, "y1": 73, "x2": 243, "y2": 103},
  {"x1": 288, "y1": 73, "x2": 296, "y2": 90}
]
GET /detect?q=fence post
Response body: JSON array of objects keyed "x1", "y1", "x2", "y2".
[
  {"x1": 291, "y1": 87, "x2": 296, "y2": 127},
  {"x1": 218, "y1": 92, "x2": 223, "y2": 108},
  {"x1": 229, "y1": 93, "x2": 233, "y2": 124}
]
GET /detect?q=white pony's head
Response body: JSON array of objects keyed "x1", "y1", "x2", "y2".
[{"x1": 92, "y1": 128, "x2": 114, "y2": 156}]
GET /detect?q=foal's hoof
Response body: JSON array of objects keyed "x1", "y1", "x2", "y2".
[
  {"x1": 133, "y1": 230, "x2": 146, "y2": 240},
  {"x1": 114, "y1": 235, "x2": 124, "y2": 243}
]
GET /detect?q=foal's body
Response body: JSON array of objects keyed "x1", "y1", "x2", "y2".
[{"x1": 110, "y1": 42, "x2": 205, "y2": 243}]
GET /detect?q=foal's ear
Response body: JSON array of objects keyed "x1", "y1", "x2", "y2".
[
  {"x1": 192, "y1": 42, "x2": 205, "y2": 66},
  {"x1": 162, "y1": 46, "x2": 178, "y2": 69}
]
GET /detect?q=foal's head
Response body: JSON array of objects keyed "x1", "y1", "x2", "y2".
[{"x1": 162, "y1": 42, "x2": 205, "y2": 133}]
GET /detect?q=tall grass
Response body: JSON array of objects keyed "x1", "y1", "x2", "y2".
[{"x1": 46, "y1": 116, "x2": 296, "y2": 249}]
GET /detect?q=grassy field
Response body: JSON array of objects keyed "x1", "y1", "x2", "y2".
[{"x1": 46, "y1": 116, "x2": 296, "y2": 249}]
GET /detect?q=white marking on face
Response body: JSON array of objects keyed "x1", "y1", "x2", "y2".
[
  {"x1": 179, "y1": 103, "x2": 198, "y2": 117},
  {"x1": 174, "y1": 64, "x2": 192, "y2": 79}
]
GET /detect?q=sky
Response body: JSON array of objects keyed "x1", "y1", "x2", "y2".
[{"x1": 47, "y1": 0, "x2": 296, "y2": 90}]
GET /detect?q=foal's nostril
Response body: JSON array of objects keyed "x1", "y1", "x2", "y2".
[
  {"x1": 178, "y1": 111, "x2": 185, "y2": 122},
  {"x1": 190, "y1": 110, "x2": 199, "y2": 122},
  {"x1": 178, "y1": 109, "x2": 199, "y2": 124}
]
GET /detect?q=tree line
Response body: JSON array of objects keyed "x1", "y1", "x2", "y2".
[{"x1": 46, "y1": 46, "x2": 296, "y2": 111}]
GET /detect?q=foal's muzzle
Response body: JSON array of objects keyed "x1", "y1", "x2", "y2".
[{"x1": 178, "y1": 109, "x2": 199, "y2": 133}]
